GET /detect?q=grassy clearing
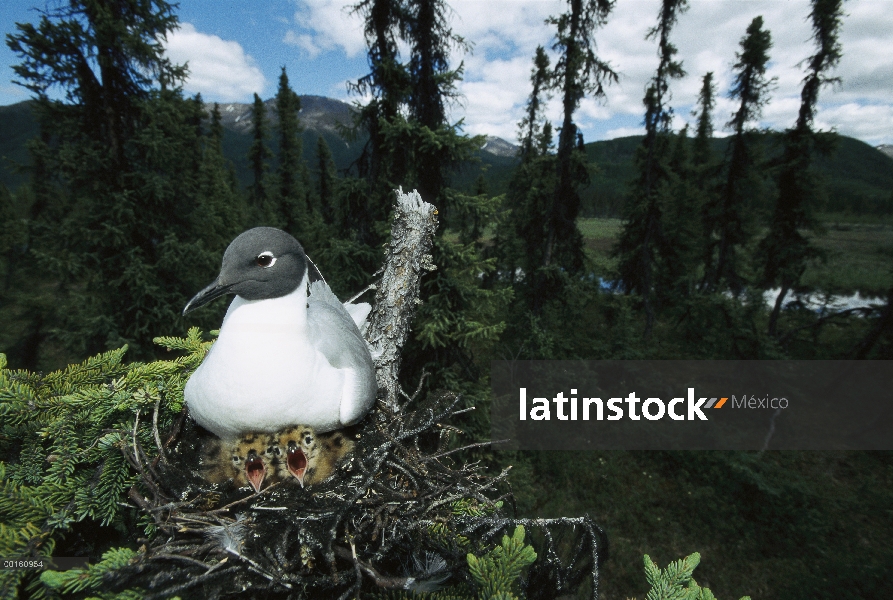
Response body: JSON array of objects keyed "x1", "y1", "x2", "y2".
[
  {"x1": 578, "y1": 217, "x2": 893, "y2": 295},
  {"x1": 579, "y1": 218, "x2": 622, "y2": 276},
  {"x1": 817, "y1": 212, "x2": 893, "y2": 226},
  {"x1": 577, "y1": 217, "x2": 624, "y2": 241},
  {"x1": 578, "y1": 217, "x2": 623, "y2": 256},
  {"x1": 804, "y1": 222, "x2": 893, "y2": 295}
]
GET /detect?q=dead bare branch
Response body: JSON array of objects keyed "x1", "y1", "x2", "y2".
[{"x1": 365, "y1": 188, "x2": 439, "y2": 411}]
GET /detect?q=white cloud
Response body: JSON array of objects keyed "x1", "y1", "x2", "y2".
[
  {"x1": 285, "y1": 0, "x2": 893, "y2": 144},
  {"x1": 606, "y1": 126, "x2": 646, "y2": 139},
  {"x1": 834, "y1": 0, "x2": 893, "y2": 104},
  {"x1": 287, "y1": 0, "x2": 366, "y2": 58},
  {"x1": 456, "y1": 55, "x2": 533, "y2": 141},
  {"x1": 815, "y1": 103, "x2": 893, "y2": 145},
  {"x1": 165, "y1": 23, "x2": 266, "y2": 101},
  {"x1": 451, "y1": 0, "x2": 559, "y2": 56},
  {"x1": 283, "y1": 30, "x2": 323, "y2": 59},
  {"x1": 593, "y1": 0, "x2": 893, "y2": 143}
]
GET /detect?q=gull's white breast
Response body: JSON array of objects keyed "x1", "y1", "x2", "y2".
[{"x1": 184, "y1": 281, "x2": 347, "y2": 439}]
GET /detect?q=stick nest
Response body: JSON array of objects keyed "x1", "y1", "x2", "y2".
[{"x1": 107, "y1": 391, "x2": 605, "y2": 599}]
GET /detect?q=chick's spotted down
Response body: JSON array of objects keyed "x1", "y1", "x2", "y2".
[
  {"x1": 311, "y1": 430, "x2": 355, "y2": 484},
  {"x1": 271, "y1": 425, "x2": 318, "y2": 487},
  {"x1": 182, "y1": 227, "x2": 377, "y2": 439},
  {"x1": 273, "y1": 425, "x2": 355, "y2": 486},
  {"x1": 203, "y1": 433, "x2": 279, "y2": 493}
]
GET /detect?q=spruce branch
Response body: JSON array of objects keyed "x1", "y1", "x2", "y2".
[{"x1": 642, "y1": 552, "x2": 751, "y2": 600}]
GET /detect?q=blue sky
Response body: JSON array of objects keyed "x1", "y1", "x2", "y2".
[{"x1": 2, "y1": 0, "x2": 892, "y2": 145}]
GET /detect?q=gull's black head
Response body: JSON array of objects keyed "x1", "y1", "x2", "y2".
[{"x1": 183, "y1": 227, "x2": 308, "y2": 315}]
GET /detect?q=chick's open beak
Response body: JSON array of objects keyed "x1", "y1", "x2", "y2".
[
  {"x1": 244, "y1": 454, "x2": 266, "y2": 492},
  {"x1": 286, "y1": 446, "x2": 308, "y2": 487}
]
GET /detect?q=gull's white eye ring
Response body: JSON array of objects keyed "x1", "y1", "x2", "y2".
[{"x1": 256, "y1": 252, "x2": 276, "y2": 268}]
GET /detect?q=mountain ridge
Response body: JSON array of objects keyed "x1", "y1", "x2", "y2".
[
  {"x1": 210, "y1": 95, "x2": 357, "y2": 137},
  {"x1": 0, "y1": 97, "x2": 519, "y2": 191}
]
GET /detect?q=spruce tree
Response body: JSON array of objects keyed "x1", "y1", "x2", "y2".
[
  {"x1": 316, "y1": 135, "x2": 338, "y2": 225},
  {"x1": 403, "y1": 0, "x2": 475, "y2": 208},
  {"x1": 22, "y1": 128, "x2": 55, "y2": 224},
  {"x1": 350, "y1": 0, "x2": 410, "y2": 183},
  {"x1": 0, "y1": 184, "x2": 16, "y2": 292},
  {"x1": 247, "y1": 92, "x2": 272, "y2": 217},
  {"x1": 4, "y1": 132, "x2": 57, "y2": 371},
  {"x1": 0, "y1": 185, "x2": 28, "y2": 362},
  {"x1": 519, "y1": 46, "x2": 552, "y2": 161},
  {"x1": 760, "y1": 0, "x2": 845, "y2": 336},
  {"x1": 274, "y1": 67, "x2": 307, "y2": 236},
  {"x1": 692, "y1": 72, "x2": 716, "y2": 169},
  {"x1": 702, "y1": 16, "x2": 774, "y2": 295},
  {"x1": 5, "y1": 0, "x2": 219, "y2": 363},
  {"x1": 306, "y1": 0, "x2": 411, "y2": 298},
  {"x1": 544, "y1": 0, "x2": 618, "y2": 285},
  {"x1": 691, "y1": 72, "x2": 721, "y2": 282},
  {"x1": 194, "y1": 103, "x2": 243, "y2": 249},
  {"x1": 499, "y1": 47, "x2": 557, "y2": 298},
  {"x1": 378, "y1": 0, "x2": 481, "y2": 232},
  {"x1": 614, "y1": 0, "x2": 687, "y2": 335},
  {"x1": 348, "y1": 0, "x2": 410, "y2": 246},
  {"x1": 376, "y1": 0, "x2": 507, "y2": 411},
  {"x1": 659, "y1": 125, "x2": 703, "y2": 298},
  {"x1": 7, "y1": 0, "x2": 184, "y2": 169}
]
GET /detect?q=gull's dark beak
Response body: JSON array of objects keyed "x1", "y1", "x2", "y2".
[{"x1": 183, "y1": 279, "x2": 235, "y2": 316}]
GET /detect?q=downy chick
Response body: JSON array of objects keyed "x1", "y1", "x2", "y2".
[
  {"x1": 271, "y1": 425, "x2": 318, "y2": 487},
  {"x1": 202, "y1": 437, "x2": 233, "y2": 485},
  {"x1": 274, "y1": 425, "x2": 355, "y2": 486},
  {"x1": 308, "y1": 430, "x2": 355, "y2": 485},
  {"x1": 204, "y1": 433, "x2": 279, "y2": 492}
]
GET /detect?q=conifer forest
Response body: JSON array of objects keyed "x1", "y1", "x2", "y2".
[{"x1": 1, "y1": 0, "x2": 891, "y2": 598}]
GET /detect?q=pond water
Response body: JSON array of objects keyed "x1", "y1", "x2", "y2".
[
  {"x1": 511, "y1": 273, "x2": 886, "y2": 313},
  {"x1": 764, "y1": 288, "x2": 884, "y2": 313}
]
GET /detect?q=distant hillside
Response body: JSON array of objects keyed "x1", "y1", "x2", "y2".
[
  {"x1": 212, "y1": 96, "x2": 364, "y2": 188},
  {"x1": 2, "y1": 99, "x2": 890, "y2": 217},
  {"x1": 814, "y1": 135, "x2": 893, "y2": 214},
  {"x1": 579, "y1": 133, "x2": 893, "y2": 217}
]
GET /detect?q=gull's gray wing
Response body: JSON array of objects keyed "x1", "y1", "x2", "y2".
[{"x1": 306, "y1": 280, "x2": 378, "y2": 425}]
